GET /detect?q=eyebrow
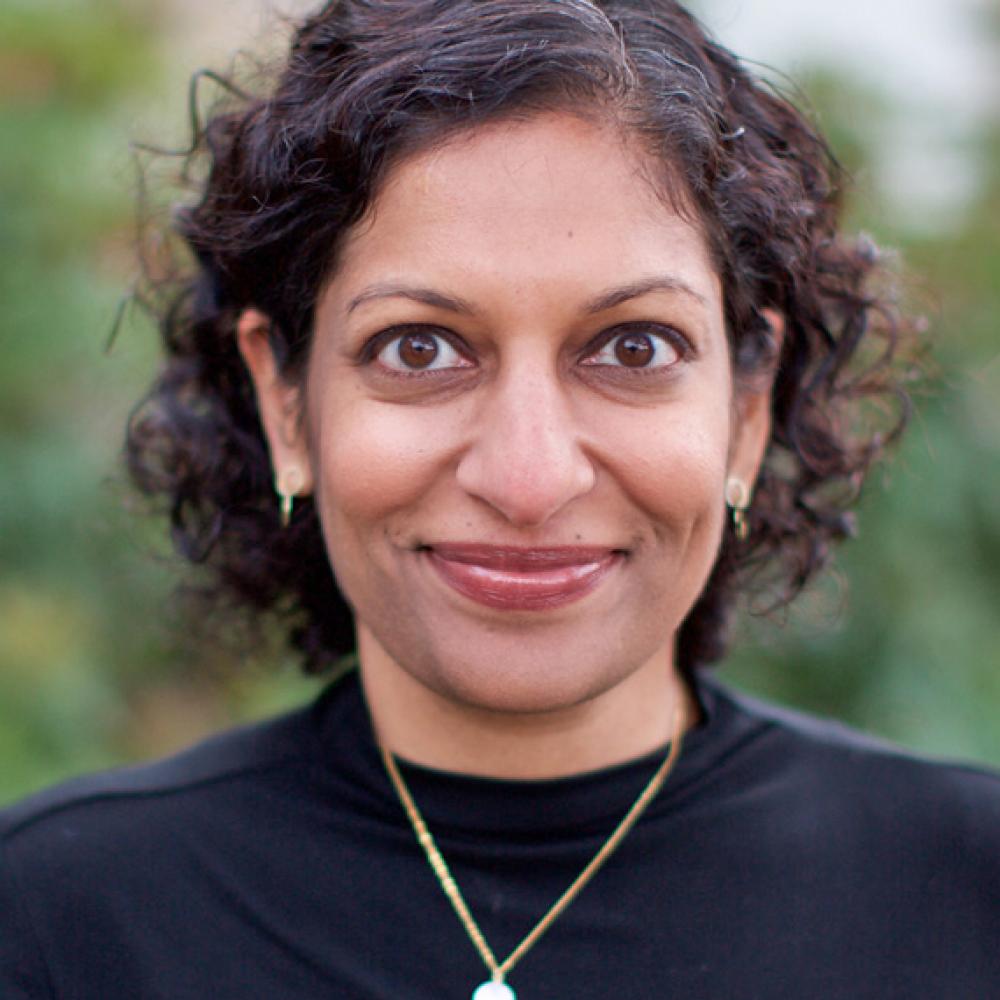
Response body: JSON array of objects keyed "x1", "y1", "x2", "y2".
[
  {"x1": 344, "y1": 274, "x2": 707, "y2": 317},
  {"x1": 583, "y1": 275, "x2": 708, "y2": 313},
  {"x1": 346, "y1": 284, "x2": 475, "y2": 316}
]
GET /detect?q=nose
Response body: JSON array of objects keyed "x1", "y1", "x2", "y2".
[{"x1": 455, "y1": 366, "x2": 596, "y2": 527}]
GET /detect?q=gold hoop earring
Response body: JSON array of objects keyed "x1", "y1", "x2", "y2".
[
  {"x1": 277, "y1": 467, "x2": 304, "y2": 529},
  {"x1": 725, "y1": 477, "x2": 751, "y2": 542}
]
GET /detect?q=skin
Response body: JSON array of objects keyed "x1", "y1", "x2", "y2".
[{"x1": 239, "y1": 112, "x2": 775, "y2": 778}]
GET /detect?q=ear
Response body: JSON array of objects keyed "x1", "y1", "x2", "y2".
[
  {"x1": 727, "y1": 308, "x2": 784, "y2": 493},
  {"x1": 236, "y1": 309, "x2": 314, "y2": 496}
]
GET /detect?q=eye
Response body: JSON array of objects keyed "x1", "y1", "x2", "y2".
[
  {"x1": 374, "y1": 329, "x2": 472, "y2": 373},
  {"x1": 582, "y1": 328, "x2": 683, "y2": 370}
]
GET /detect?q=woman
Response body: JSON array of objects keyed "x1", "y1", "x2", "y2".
[{"x1": 2, "y1": 1, "x2": 998, "y2": 997}]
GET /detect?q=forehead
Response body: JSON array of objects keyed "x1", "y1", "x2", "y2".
[{"x1": 331, "y1": 112, "x2": 721, "y2": 307}]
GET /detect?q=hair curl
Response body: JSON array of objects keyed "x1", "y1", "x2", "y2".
[{"x1": 127, "y1": 0, "x2": 916, "y2": 676}]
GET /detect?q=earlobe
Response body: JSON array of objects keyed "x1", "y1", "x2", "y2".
[
  {"x1": 236, "y1": 309, "x2": 314, "y2": 496},
  {"x1": 725, "y1": 392, "x2": 770, "y2": 544},
  {"x1": 728, "y1": 388, "x2": 771, "y2": 494}
]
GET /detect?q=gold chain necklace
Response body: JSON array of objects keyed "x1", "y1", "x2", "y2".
[{"x1": 380, "y1": 704, "x2": 685, "y2": 1000}]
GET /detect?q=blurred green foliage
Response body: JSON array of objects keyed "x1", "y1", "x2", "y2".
[
  {"x1": 1, "y1": 1, "x2": 997, "y2": 804},
  {"x1": 0, "y1": 0, "x2": 322, "y2": 802},
  {"x1": 722, "y1": 64, "x2": 1000, "y2": 761}
]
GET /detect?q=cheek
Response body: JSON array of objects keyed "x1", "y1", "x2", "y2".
[
  {"x1": 309, "y1": 396, "x2": 451, "y2": 534},
  {"x1": 600, "y1": 406, "x2": 731, "y2": 636},
  {"x1": 598, "y1": 403, "x2": 731, "y2": 530}
]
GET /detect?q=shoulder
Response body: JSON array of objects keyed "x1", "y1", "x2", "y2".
[
  {"x1": 0, "y1": 699, "x2": 331, "y2": 999},
  {"x1": 720, "y1": 677, "x2": 1000, "y2": 774},
  {"x1": 695, "y1": 678, "x2": 1000, "y2": 946},
  {"x1": 0, "y1": 700, "x2": 317, "y2": 859},
  {"x1": 702, "y1": 677, "x2": 1000, "y2": 860}
]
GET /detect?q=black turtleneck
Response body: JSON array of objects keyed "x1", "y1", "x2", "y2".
[{"x1": 2, "y1": 671, "x2": 999, "y2": 999}]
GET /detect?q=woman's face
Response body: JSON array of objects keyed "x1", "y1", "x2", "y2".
[{"x1": 245, "y1": 112, "x2": 771, "y2": 715}]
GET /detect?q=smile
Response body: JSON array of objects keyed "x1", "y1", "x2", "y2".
[{"x1": 424, "y1": 544, "x2": 623, "y2": 611}]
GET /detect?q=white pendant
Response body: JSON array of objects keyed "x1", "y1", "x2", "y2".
[{"x1": 472, "y1": 981, "x2": 516, "y2": 1000}]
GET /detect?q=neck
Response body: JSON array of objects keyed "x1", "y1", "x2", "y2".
[{"x1": 357, "y1": 630, "x2": 694, "y2": 780}]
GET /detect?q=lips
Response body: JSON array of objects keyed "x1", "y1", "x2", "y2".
[{"x1": 425, "y1": 544, "x2": 622, "y2": 611}]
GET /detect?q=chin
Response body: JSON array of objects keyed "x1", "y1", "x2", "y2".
[
  {"x1": 354, "y1": 564, "x2": 684, "y2": 720},
  {"x1": 443, "y1": 668, "x2": 610, "y2": 716},
  {"x1": 415, "y1": 626, "x2": 656, "y2": 716}
]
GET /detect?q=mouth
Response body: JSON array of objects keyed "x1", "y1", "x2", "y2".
[{"x1": 423, "y1": 543, "x2": 625, "y2": 611}]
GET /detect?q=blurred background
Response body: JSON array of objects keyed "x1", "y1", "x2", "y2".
[{"x1": 1, "y1": 0, "x2": 997, "y2": 804}]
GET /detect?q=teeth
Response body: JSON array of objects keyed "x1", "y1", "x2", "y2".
[{"x1": 463, "y1": 563, "x2": 599, "y2": 584}]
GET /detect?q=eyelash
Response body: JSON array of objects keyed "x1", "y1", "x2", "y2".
[
  {"x1": 582, "y1": 324, "x2": 690, "y2": 371},
  {"x1": 360, "y1": 323, "x2": 691, "y2": 375},
  {"x1": 360, "y1": 325, "x2": 472, "y2": 376}
]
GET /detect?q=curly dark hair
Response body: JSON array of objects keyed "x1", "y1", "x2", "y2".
[{"x1": 127, "y1": 0, "x2": 915, "y2": 676}]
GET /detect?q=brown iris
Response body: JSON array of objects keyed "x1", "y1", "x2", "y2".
[
  {"x1": 397, "y1": 332, "x2": 440, "y2": 369},
  {"x1": 614, "y1": 333, "x2": 655, "y2": 367}
]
